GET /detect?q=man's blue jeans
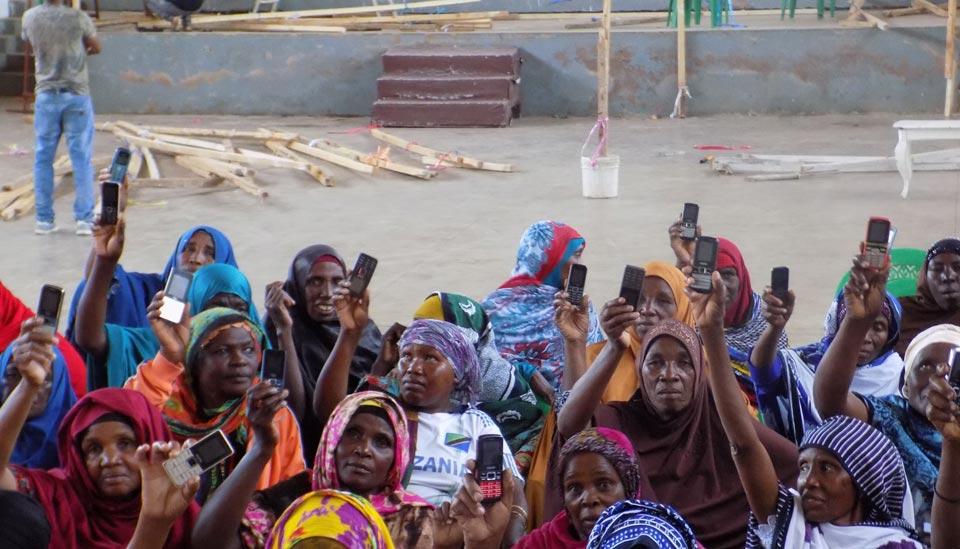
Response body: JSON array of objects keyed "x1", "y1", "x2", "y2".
[{"x1": 33, "y1": 90, "x2": 95, "y2": 224}]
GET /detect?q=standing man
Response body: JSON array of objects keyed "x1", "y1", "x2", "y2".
[{"x1": 22, "y1": 0, "x2": 100, "y2": 236}]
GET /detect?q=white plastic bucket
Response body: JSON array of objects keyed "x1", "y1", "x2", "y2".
[{"x1": 581, "y1": 155, "x2": 620, "y2": 198}]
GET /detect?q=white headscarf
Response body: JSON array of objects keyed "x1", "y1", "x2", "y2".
[{"x1": 902, "y1": 323, "x2": 960, "y2": 385}]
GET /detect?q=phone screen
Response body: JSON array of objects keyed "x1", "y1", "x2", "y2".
[
  {"x1": 109, "y1": 148, "x2": 131, "y2": 183},
  {"x1": 567, "y1": 264, "x2": 587, "y2": 288},
  {"x1": 949, "y1": 348, "x2": 960, "y2": 387},
  {"x1": 695, "y1": 239, "x2": 717, "y2": 264},
  {"x1": 867, "y1": 219, "x2": 890, "y2": 244},
  {"x1": 165, "y1": 272, "x2": 191, "y2": 301},
  {"x1": 260, "y1": 350, "x2": 285, "y2": 386},
  {"x1": 478, "y1": 436, "x2": 503, "y2": 469},
  {"x1": 192, "y1": 433, "x2": 233, "y2": 469},
  {"x1": 38, "y1": 285, "x2": 63, "y2": 320},
  {"x1": 682, "y1": 203, "x2": 699, "y2": 222}
]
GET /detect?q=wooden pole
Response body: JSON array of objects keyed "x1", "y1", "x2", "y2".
[
  {"x1": 597, "y1": 0, "x2": 612, "y2": 156},
  {"x1": 946, "y1": 0, "x2": 958, "y2": 117},
  {"x1": 676, "y1": 0, "x2": 689, "y2": 118}
]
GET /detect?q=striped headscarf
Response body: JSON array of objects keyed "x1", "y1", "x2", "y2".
[
  {"x1": 399, "y1": 319, "x2": 480, "y2": 405},
  {"x1": 587, "y1": 499, "x2": 698, "y2": 549},
  {"x1": 800, "y1": 415, "x2": 913, "y2": 528},
  {"x1": 559, "y1": 427, "x2": 641, "y2": 500}
]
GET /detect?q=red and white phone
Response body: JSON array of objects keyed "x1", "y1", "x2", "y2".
[{"x1": 475, "y1": 434, "x2": 504, "y2": 504}]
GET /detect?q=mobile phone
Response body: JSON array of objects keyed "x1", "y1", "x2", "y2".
[
  {"x1": 260, "y1": 349, "x2": 285, "y2": 388},
  {"x1": 565, "y1": 264, "x2": 588, "y2": 307},
  {"x1": 690, "y1": 237, "x2": 719, "y2": 294},
  {"x1": 680, "y1": 203, "x2": 699, "y2": 241},
  {"x1": 771, "y1": 267, "x2": 789, "y2": 301},
  {"x1": 162, "y1": 429, "x2": 234, "y2": 487},
  {"x1": 475, "y1": 434, "x2": 504, "y2": 504},
  {"x1": 348, "y1": 253, "x2": 378, "y2": 297},
  {"x1": 619, "y1": 265, "x2": 645, "y2": 311},
  {"x1": 863, "y1": 217, "x2": 892, "y2": 270},
  {"x1": 949, "y1": 348, "x2": 960, "y2": 406},
  {"x1": 36, "y1": 284, "x2": 64, "y2": 334},
  {"x1": 100, "y1": 181, "x2": 120, "y2": 226},
  {"x1": 109, "y1": 147, "x2": 131, "y2": 184},
  {"x1": 159, "y1": 268, "x2": 193, "y2": 324}
]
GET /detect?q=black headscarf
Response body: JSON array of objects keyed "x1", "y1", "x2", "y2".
[{"x1": 264, "y1": 244, "x2": 382, "y2": 462}]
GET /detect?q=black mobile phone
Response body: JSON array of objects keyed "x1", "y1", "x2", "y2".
[
  {"x1": 100, "y1": 181, "x2": 120, "y2": 226},
  {"x1": 949, "y1": 348, "x2": 960, "y2": 406},
  {"x1": 565, "y1": 264, "x2": 588, "y2": 307},
  {"x1": 690, "y1": 237, "x2": 719, "y2": 294},
  {"x1": 475, "y1": 434, "x2": 504, "y2": 504},
  {"x1": 619, "y1": 265, "x2": 645, "y2": 311},
  {"x1": 771, "y1": 267, "x2": 789, "y2": 301},
  {"x1": 163, "y1": 429, "x2": 234, "y2": 487},
  {"x1": 36, "y1": 284, "x2": 64, "y2": 334},
  {"x1": 864, "y1": 217, "x2": 892, "y2": 269},
  {"x1": 260, "y1": 349, "x2": 285, "y2": 388},
  {"x1": 109, "y1": 147, "x2": 131, "y2": 184},
  {"x1": 348, "y1": 253, "x2": 378, "y2": 297},
  {"x1": 159, "y1": 268, "x2": 193, "y2": 324},
  {"x1": 680, "y1": 203, "x2": 699, "y2": 241}
]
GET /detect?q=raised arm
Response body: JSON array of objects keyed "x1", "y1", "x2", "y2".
[
  {"x1": 668, "y1": 217, "x2": 701, "y2": 270},
  {"x1": 124, "y1": 292, "x2": 190, "y2": 408},
  {"x1": 553, "y1": 290, "x2": 591, "y2": 390},
  {"x1": 75, "y1": 218, "x2": 126, "y2": 364},
  {"x1": 813, "y1": 257, "x2": 887, "y2": 422},
  {"x1": 749, "y1": 287, "x2": 794, "y2": 372},
  {"x1": 191, "y1": 382, "x2": 287, "y2": 549},
  {"x1": 557, "y1": 297, "x2": 638, "y2": 438},
  {"x1": 127, "y1": 442, "x2": 199, "y2": 549},
  {"x1": 687, "y1": 270, "x2": 782, "y2": 523},
  {"x1": 0, "y1": 318, "x2": 55, "y2": 491},
  {"x1": 926, "y1": 366, "x2": 960, "y2": 549},
  {"x1": 312, "y1": 281, "x2": 369, "y2": 425},
  {"x1": 264, "y1": 282, "x2": 305, "y2": 419}
]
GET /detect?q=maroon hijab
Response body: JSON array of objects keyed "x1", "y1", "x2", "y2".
[
  {"x1": 594, "y1": 320, "x2": 797, "y2": 549},
  {"x1": 14, "y1": 388, "x2": 199, "y2": 549}
]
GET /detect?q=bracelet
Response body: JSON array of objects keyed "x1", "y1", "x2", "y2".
[
  {"x1": 510, "y1": 505, "x2": 528, "y2": 523},
  {"x1": 935, "y1": 486, "x2": 960, "y2": 504}
]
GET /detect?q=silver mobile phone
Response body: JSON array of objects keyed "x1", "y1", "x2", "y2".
[{"x1": 162, "y1": 430, "x2": 234, "y2": 487}]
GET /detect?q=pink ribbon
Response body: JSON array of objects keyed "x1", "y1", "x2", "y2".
[{"x1": 582, "y1": 116, "x2": 609, "y2": 168}]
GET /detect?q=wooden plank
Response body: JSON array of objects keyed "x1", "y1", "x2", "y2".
[
  {"x1": 203, "y1": 23, "x2": 348, "y2": 32},
  {"x1": 947, "y1": 0, "x2": 958, "y2": 117},
  {"x1": 916, "y1": 0, "x2": 949, "y2": 17},
  {"x1": 142, "y1": 147, "x2": 161, "y2": 179},
  {"x1": 565, "y1": 15, "x2": 668, "y2": 29},
  {"x1": 184, "y1": 0, "x2": 481, "y2": 26},
  {"x1": 310, "y1": 139, "x2": 437, "y2": 179},
  {"x1": 175, "y1": 156, "x2": 267, "y2": 198},
  {"x1": 369, "y1": 128, "x2": 514, "y2": 172},
  {"x1": 148, "y1": 132, "x2": 231, "y2": 152},
  {"x1": 598, "y1": 0, "x2": 612, "y2": 153},
  {"x1": 118, "y1": 124, "x2": 300, "y2": 142},
  {"x1": 264, "y1": 141, "x2": 333, "y2": 186},
  {"x1": 109, "y1": 128, "x2": 308, "y2": 170},
  {"x1": 134, "y1": 177, "x2": 222, "y2": 188},
  {"x1": 127, "y1": 145, "x2": 144, "y2": 180},
  {"x1": 287, "y1": 141, "x2": 376, "y2": 174}
]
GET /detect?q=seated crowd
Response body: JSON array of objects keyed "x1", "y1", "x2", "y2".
[{"x1": 2, "y1": 183, "x2": 960, "y2": 548}]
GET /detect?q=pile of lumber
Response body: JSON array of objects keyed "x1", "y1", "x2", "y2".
[
  {"x1": 132, "y1": 0, "x2": 501, "y2": 33},
  {"x1": 1, "y1": 154, "x2": 113, "y2": 221},
  {"x1": 709, "y1": 150, "x2": 960, "y2": 181}
]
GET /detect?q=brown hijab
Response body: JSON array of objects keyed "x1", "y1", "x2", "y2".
[
  {"x1": 587, "y1": 320, "x2": 798, "y2": 549},
  {"x1": 897, "y1": 238, "x2": 960, "y2": 356}
]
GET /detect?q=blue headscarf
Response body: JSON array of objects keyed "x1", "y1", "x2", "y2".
[
  {"x1": 186, "y1": 263, "x2": 263, "y2": 328},
  {"x1": 2, "y1": 345, "x2": 77, "y2": 469},
  {"x1": 161, "y1": 225, "x2": 239, "y2": 282},
  {"x1": 587, "y1": 499, "x2": 698, "y2": 549},
  {"x1": 795, "y1": 290, "x2": 902, "y2": 369}
]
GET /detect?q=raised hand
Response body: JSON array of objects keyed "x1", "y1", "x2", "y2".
[
  {"x1": 332, "y1": 280, "x2": 369, "y2": 332},
  {"x1": 761, "y1": 287, "x2": 795, "y2": 330},
  {"x1": 379, "y1": 322, "x2": 406, "y2": 369},
  {"x1": 669, "y1": 218, "x2": 700, "y2": 268},
  {"x1": 598, "y1": 297, "x2": 639, "y2": 348},
  {"x1": 842, "y1": 256, "x2": 890, "y2": 321},
  {"x1": 553, "y1": 291, "x2": 590, "y2": 343},
  {"x1": 926, "y1": 365, "x2": 960, "y2": 442},
  {"x1": 684, "y1": 268, "x2": 726, "y2": 335},
  {"x1": 451, "y1": 459, "x2": 517, "y2": 548},
  {"x1": 135, "y1": 441, "x2": 199, "y2": 524},
  {"x1": 11, "y1": 318, "x2": 56, "y2": 388},
  {"x1": 246, "y1": 381, "x2": 288, "y2": 450},
  {"x1": 97, "y1": 167, "x2": 129, "y2": 212},
  {"x1": 265, "y1": 281, "x2": 295, "y2": 332},
  {"x1": 92, "y1": 217, "x2": 125, "y2": 261},
  {"x1": 147, "y1": 291, "x2": 190, "y2": 365}
]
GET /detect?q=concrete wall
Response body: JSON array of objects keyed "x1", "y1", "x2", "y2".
[{"x1": 89, "y1": 25, "x2": 946, "y2": 116}]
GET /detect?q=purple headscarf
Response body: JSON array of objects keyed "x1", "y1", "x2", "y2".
[{"x1": 399, "y1": 319, "x2": 480, "y2": 405}]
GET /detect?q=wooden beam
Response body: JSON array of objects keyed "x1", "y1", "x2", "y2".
[
  {"x1": 264, "y1": 141, "x2": 333, "y2": 186},
  {"x1": 134, "y1": 177, "x2": 222, "y2": 188},
  {"x1": 947, "y1": 0, "x2": 958, "y2": 117},
  {"x1": 309, "y1": 139, "x2": 437, "y2": 179},
  {"x1": 175, "y1": 156, "x2": 267, "y2": 198},
  {"x1": 127, "y1": 145, "x2": 144, "y2": 180},
  {"x1": 110, "y1": 124, "x2": 300, "y2": 142},
  {"x1": 185, "y1": 0, "x2": 481, "y2": 26},
  {"x1": 598, "y1": 0, "x2": 612, "y2": 152},
  {"x1": 565, "y1": 15, "x2": 667, "y2": 29},
  {"x1": 286, "y1": 141, "x2": 375, "y2": 175},
  {"x1": 109, "y1": 128, "x2": 309, "y2": 170},
  {"x1": 200, "y1": 23, "x2": 348, "y2": 32},
  {"x1": 142, "y1": 147, "x2": 161, "y2": 179},
  {"x1": 916, "y1": 0, "x2": 949, "y2": 16},
  {"x1": 369, "y1": 128, "x2": 514, "y2": 172}
]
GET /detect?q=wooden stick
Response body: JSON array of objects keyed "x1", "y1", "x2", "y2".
[
  {"x1": 286, "y1": 141, "x2": 376, "y2": 174},
  {"x1": 309, "y1": 139, "x2": 437, "y2": 179},
  {"x1": 598, "y1": 0, "x2": 612, "y2": 155},
  {"x1": 565, "y1": 16, "x2": 668, "y2": 29},
  {"x1": 109, "y1": 128, "x2": 308, "y2": 170},
  {"x1": 175, "y1": 156, "x2": 267, "y2": 198},
  {"x1": 191, "y1": 23, "x2": 347, "y2": 32},
  {"x1": 947, "y1": 0, "x2": 958, "y2": 117},
  {"x1": 142, "y1": 147, "x2": 161, "y2": 179},
  {"x1": 264, "y1": 141, "x2": 333, "y2": 186},
  {"x1": 103, "y1": 123, "x2": 300, "y2": 142},
  {"x1": 127, "y1": 145, "x2": 144, "y2": 180},
  {"x1": 882, "y1": 6, "x2": 924, "y2": 16},
  {"x1": 916, "y1": 0, "x2": 949, "y2": 17},
  {"x1": 369, "y1": 128, "x2": 514, "y2": 172},
  {"x1": 184, "y1": 0, "x2": 481, "y2": 26},
  {"x1": 134, "y1": 177, "x2": 221, "y2": 188}
]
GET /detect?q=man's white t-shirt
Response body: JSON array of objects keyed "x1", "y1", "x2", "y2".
[{"x1": 407, "y1": 407, "x2": 522, "y2": 506}]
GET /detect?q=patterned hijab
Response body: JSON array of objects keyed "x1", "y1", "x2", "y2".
[
  {"x1": 558, "y1": 427, "x2": 642, "y2": 500},
  {"x1": 587, "y1": 499, "x2": 699, "y2": 549},
  {"x1": 266, "y1": 489, "x2": 395, "y2": 549},
  {"x1": 500, "y1": 220, "x2": 586, "y2": 289},
  {"x1": 313, "y1": 391, "x2": 431, "y2": 516},
  {"x1": 398, "y1": 319, "x2": 480, "y2": 406}
]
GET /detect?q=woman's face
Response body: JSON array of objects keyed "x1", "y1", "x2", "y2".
[
  {"x1": 639, "y1": 337, "x2": 696, "y2": 422},
  {"x1": 80, "y1": 420, "x2": 141, "y2": 499},
  {"x1": 797, "y1": 448, "x2": 862, "y2": 525},
  {"x1": 926, "y1": 252, "x2": 960, "y2": 311},
  {"x1": 3, "y1": 360, "x2": 52, "y2": 419},
  {"x1": 202, "y1": 292, "x2": 249, "y2": 314},
  {"x1": 303, "y1": 262, "x2": 345, "y2": 322},
  {"x1": 195, "y1": 326, "x2": 258, "y2": 408},
  {"x1": 632, "y1": 277, "x2": 678, "y2": 340},
  {"x1": 857, "y1": 313, "x2": 890, "y2": 365},
  {"x1": 398, "y1": 343, "x2": 456, "y2": 413},
  {"x1": 718, "y1": 267, "x2": 740, "y2": 314},
  {"x1": 335, "y1": 411, "x2": 396, "y2": 498},
  {"x1": 563, "y1": 452, "x2": 627, "y2": 539},
  {"x1": 558, "y1": 246, "x2": 584, "y2": 287},
  {"x1": 178, "y1": 230, "x2": 216, "y2": 273},
  {"x1": 904, "y1": 341, "x2": 953, "y2": 415}
]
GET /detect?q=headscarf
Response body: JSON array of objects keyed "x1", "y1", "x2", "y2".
[
  {"x1": 2, "y1": 280, "x2": 87, "y2": 397},
  {"x1": 398, "y1": 319, "x2": 480, "y2": 406},
  {"x1": 266, "y1": 489, "x2": 395, "y2": 549},
  {"x1": 14, "y1": 388, "x2": 199, "y2": 549},
  {"x1": 313, "y1": 391, "x2": 431, "y2": 517},
  {"x1": 903, "y1": 323, "x2": 960, "y2": 383},
  {"x1": 64, "y1": 225, "x2": 238, "y2": 345},
  {"x1": 897, "y1": 238, "x2": 960, "y2": 355},
  {"x1": 558, "y1": 427, "x2": 641, "y2": 500},
  {"x1": 264, "y1": 244, "x2": 382, "y2": 461},
  {"x1": 2, "y1": 344, "x2": 77, "y2": 469},
  {"x1": 187, "y1": 263, "x2": 264, "y2": 326},
  {"x1": 587, "y1": 499, "x2": 699, "y2": 549},
  {"x1": 800, "y1": 415, "x2": 914, "y2": 529},
  {"x1": 590, "y1": 319, "x2": 798, "y2": 549},
  {"x1": 482, "y1": 221, "x2": 604, "y2": 389},
  {"x1": 717, "y1": 237, "x2": 752, "y2": 328},
  {"x1": 627, "y1": 261, "x2": 695, "y2": 351},
  {"x1": 0, "y1": 489, "x2": 52, "y2": 549}
]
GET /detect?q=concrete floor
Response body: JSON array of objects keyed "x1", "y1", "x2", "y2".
[{"x1": 1, "y1": 99, "x2": 957, "y2": 343}]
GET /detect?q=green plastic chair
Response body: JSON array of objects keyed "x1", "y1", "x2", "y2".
[
  {"x1": 780, "y1": 0, "x2": 836, "y2": 19},
  {"x1": 834, "y1": 248, "x2": 927, "y2": 299}
]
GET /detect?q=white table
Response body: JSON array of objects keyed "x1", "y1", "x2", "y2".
[{"x1": 894, "y1": 119, "x2": 960, "y2": 198}]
